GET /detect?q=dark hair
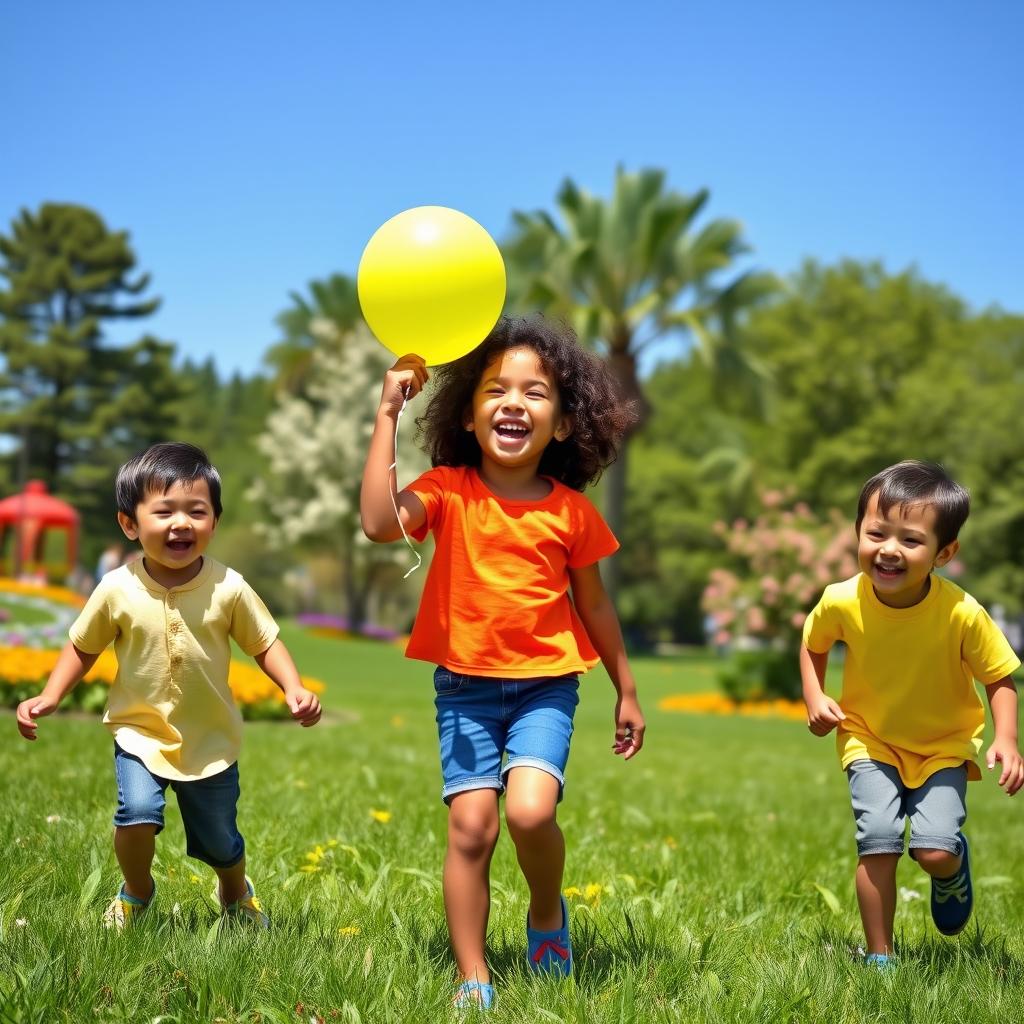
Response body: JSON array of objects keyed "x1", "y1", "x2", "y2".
[
  {"x1": 116, "y1": 442, "x2": 223, "y2": 519},
  {"x1": 416, "y1": 316, "x2": 637, "y2": 490},
  {"x1": 855, "y1": 460, "x2": 969, "y2": 550}
]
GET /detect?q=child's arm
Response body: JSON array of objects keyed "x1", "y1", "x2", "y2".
[
  {"x1": 984, "y1": 676, "x2": 1023, "y2": 795},
  {"x1": 568, "y1": 563, "x2": 645, "y2": 760},
  {"x1": 16, "y1": 641, "x2": 99, "y2": 740},
  {"x1": 800, "y1": 644, "x2": 846, "y2": 736},
  {"x1": 361, "y1": 355, "x2": 430, "y2": 543},
  {"x1": 254, "y1": 638, "x2": 322, "y2": 727}
]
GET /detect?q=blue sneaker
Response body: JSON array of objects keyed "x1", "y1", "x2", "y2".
[
  {"x1": 930, "y1": 834, "x2": 973, "y2": 936},
  {"x1": 864, "y1": 952, "x2": 895, "y2": 971},
  {"x1": 526, "y1": 895, "x2": 572, "y2": 976},
  {"x1": 453, "y1": 981, "x2": 494, "y2": 1011}
]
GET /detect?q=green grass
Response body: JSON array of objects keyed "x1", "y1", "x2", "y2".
[
  {"x1": 0, "y1": 596, "x2": 57, "y2": 627},
  {"x1": 2, "y1": 629, "x2": 1024, "y2": 1022}
]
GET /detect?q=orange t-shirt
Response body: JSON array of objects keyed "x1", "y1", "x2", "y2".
[{"x1": 405, "y1": 465, "x2": 618, "y2": 677}]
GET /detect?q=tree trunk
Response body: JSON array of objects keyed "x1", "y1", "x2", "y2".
[{"x1": 602, "y1": 344, "x2": 649, "y2": 603}]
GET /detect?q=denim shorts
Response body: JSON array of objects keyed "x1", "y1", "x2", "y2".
[
  {"x1": 847, "y1": 758, "x2": 967, "y2": 858},
  {"x1": 113, "y1": 743, "x2": 246, "y2": 869},
  {"x1": 433, "y1": 667, "x2": 580, "y2": 804}
]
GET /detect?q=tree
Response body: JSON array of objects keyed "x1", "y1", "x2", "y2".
[
  {"x1": 0, "y1": 203, "x2": 185, "y2": 544},
  {"x1": 264, "y1": 274, "x2": 362, "y2": 395},
  {"x1": 503, "y1": 167, "x2": 774, "y2": 594},
  {"x1": 250, "y1": 316, "x2": 428, "y2": 629}
]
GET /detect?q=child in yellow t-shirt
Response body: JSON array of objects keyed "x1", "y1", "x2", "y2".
[
  {"x1": 801, "y1": 460, "x2": 1021, "y2": 966},
  {"x1": 15, "y1": 442, "x2": 322, "y2": 929}
]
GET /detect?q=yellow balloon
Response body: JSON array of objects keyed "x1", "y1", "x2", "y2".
[{"x1": 357, "y1": 206, "x2": 506, "y2": 365}]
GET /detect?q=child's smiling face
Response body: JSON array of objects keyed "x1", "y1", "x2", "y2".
[
  {"x1": 117, "y1": 477, "x2": 218, "y2": 583},
  {"x1": 857, "y1": 491, "x2": 958, "y2": 607},
  {"x1": 464, "y1": 347, "x2": 573, "y2": 473}
]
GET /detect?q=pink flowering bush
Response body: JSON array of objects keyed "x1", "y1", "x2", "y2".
[{"x1": 702, "y1": 490, "x2": 857, "y2": 701}]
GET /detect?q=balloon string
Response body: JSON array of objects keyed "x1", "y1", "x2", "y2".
[{"x1": 389, "y1": 386, "x2": 422, "y2": 579}]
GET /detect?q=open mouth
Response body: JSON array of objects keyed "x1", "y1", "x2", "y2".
[
  {"x1": 167, "y1": 539, "x2": 194, "y2": 554},
  {"x1": 494, "y1": 422, "x2": 530, "y2": 444},
  {"x1": 873, "y1": 563, "x2": 904, "y2": 580}
]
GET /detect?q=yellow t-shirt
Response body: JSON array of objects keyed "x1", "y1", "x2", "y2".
[
  {"x1": 803, "y1": 573, "x2": 1020, "y2": 787},
  {"x1": 70, "y1": 557, "x2": 279, "y2": 781}
]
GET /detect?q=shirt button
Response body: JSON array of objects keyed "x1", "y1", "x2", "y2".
[{"x1": 167, "y1": 596, "x2": 175, "y2": 608}]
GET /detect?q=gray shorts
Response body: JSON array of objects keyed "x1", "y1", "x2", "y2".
[{"x1": 847, "y1": 758, "x2": 966, "y2": 858}]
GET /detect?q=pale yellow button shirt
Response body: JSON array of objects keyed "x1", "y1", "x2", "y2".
[{"x1": 70, "y1": 557, "x2": 279, "y2": 781}]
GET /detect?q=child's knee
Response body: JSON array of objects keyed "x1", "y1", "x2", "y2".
[
  {"x1": 115, "y1": 789, "x2": 165, "y2": 830},
  {"x1": 505, "y1": 795, "x2": 557, "y2": 839},
  {"x1": 913, "y1": 847, "x2": 961, "y2": 874},
  {"x1": 448, "y1": 803, "x2": 500, "y2": 859}
]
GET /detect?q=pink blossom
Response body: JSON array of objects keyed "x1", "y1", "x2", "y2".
[
  {"x1": 714, "y1": 630, "x2": 731, "y2": 646},
  {"x1": 790, "y1": 612, "x2": 807, "y2": 628},
  {"x1": 746, "y1": 607, "x2": 768, "y2": 633},
  {"x1": 761, "y1": 490, "x2": 783, "y2": 508}
]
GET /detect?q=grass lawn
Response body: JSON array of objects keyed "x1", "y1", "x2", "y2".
[{"x1": 2, "y1": 626, "x2": 1024, "y2": 1022}]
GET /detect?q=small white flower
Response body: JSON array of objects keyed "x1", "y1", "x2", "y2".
[
  {"x1": 45, "y1": 814, "x2": 61, "y2": 824},
  {"x1": 899, "y1": 886, "x2": 923, "y2": 902},
  {"x1": 15, "y1": 918, "x2": 27, "y2": 927}
]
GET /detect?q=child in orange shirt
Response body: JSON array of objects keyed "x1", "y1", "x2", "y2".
[{"x1": 361, "y1": 316, "x2": 645, "y2": 1010}]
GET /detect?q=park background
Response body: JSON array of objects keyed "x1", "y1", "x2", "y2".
[{"x1": 1, "y1": 3, "x2": 1023, "y2": 1022}]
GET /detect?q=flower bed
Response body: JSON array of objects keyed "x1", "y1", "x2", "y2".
[
  {"x1": 658, "y1": 691, "x2": 806, "y2": 722},
  {"x1": 0, "y1": 646, "x2": 326, "y2": 720}
]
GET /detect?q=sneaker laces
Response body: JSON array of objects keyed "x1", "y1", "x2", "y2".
[{"x1": 933, "y1": 870, "x2": 969, "y2": 904}]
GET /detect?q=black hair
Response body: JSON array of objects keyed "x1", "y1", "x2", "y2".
[
  {"x1": 855, "y1": 460, "x2": 969, "y2": 550},
  {"x1": 416, "y1": 315, "x2": 637, "y2": 491},
  {"x1": 115, "y1": 442, "x2": 223, "y2": 520}
]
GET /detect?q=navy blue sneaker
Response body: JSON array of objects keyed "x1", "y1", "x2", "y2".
[{"x1": 930, "y1": 834, "x2": 973, "y2": 936}]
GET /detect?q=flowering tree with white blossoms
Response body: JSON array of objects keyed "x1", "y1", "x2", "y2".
[{"x1": 249, "y1": 318, "x2": 428, "y2": 629}]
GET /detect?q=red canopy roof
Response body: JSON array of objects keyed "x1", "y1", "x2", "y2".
[{"x1": 0, "y1": 481, "x2": 80, "y2": 526}]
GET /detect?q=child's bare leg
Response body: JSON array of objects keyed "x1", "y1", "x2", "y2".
[
  {"x1": 113, "y1": 825, "x2": 157, "y2": 901},
  {"x1": 855, "y1": 853, "x2": 899, "y2": 954},
  {"x1": 444, "y1": 789, "x2": 500, "y2": 984},
  {"x1": 505, "y1": 767, "x2": 564, "y2": 932},
  {"x1": 214, "y1": 858, "x2": 249, "y2": 904},
  {"x1": 913, "y1": 848, "x2": 961, "y2": 878}
]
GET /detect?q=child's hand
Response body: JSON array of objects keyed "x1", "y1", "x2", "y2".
[
  {"x1": 986, "y1": 738, "x2": 1024, "y2": 795},
  {"x1": 379, "y1": 355, "x2": 429, "y2": 418},
  {"x1": 286, "y1": 687, "x2": 322, "y2": 728},
  {"x1": 613, "y1": 694, "x2": 645, "y2": 760},
  {"x1": 806, "y1": 694, "x2": 845, "y2": 736},
  {"x1": 16, "y1": 695, "x2": 57, "y2": 740}
]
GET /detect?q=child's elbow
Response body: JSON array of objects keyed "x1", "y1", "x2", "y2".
[{"x1": 360, "y1": 514, "x2": 393, "y2": 544}]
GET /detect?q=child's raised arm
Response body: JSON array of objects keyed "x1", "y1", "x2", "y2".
[
  {"x1": 800, "y1": 644, "x2": 846, "y2": 736},
  {"x1": 16, "y1": 641, "x2": 99, "y2": 740},
  {"x1": 361, "y1": 354, "x2": 430, "y2": 543}
]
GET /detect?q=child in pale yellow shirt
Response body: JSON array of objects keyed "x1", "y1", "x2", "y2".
[
  {"x1": 16, "y1": 442, "x2": 321, "y2": 928},
  {"x1": 801, "y1": 460, "x2": 1021, "y2": 966}
]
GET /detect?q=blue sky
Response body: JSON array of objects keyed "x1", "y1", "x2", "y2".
[{"x1": 2, "y1": 1, "x2": 1021, "y2": 376}]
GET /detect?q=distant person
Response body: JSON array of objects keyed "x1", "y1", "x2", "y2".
[
  {"x1": 801, "y1": 461, "x2": 1021, "y2": 968},
  {"x1": 95, "y1": 542, "x2": 123, "y2": 581},
  {"x1": 16, "y1": 442, "x2": 322, "y2": 929},
  {"x1": 361, "y1": 316, "x2": 645, "y2": 1010}
]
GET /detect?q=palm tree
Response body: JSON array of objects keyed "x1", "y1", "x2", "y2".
[
  {"x1": 503, "y1": 167, "x2": 776, "y2": 596},
  {"x1": 265, "y1": 274, "x2": 362, "y2": 394}
]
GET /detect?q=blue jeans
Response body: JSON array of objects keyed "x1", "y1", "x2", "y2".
[
  {"x1": 113, "y1": 743, "x2": 245, "y2": 869},
  {"x1": 433, "y1": 667, "x2": 580, "y2": 804}
]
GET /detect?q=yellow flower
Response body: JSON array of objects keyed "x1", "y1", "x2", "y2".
[
  {"x1": 664, "y1": 836, "x2": 678, "y2": 850},
  {"x1": 390, "y1": 715, "x2": 405, "y2": 727},
  {"x1": 370, "y1": 809, "x2": 391, "y2": 824},
  {"x1": 190, "y1": 874, "x2": 201, "y2": 884},
  {"x1": 563, "y1": 887, "x2": 583, "y2": 899},
  {"x1": 583, "y1": 883, "x2": 605, "y2": 906},
  {"x1": 338, "y1": 925, "x2": 361, "y2": 936},
  {"x1": 299, "y1": 865, "x2": 321, "y2": 874}
]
